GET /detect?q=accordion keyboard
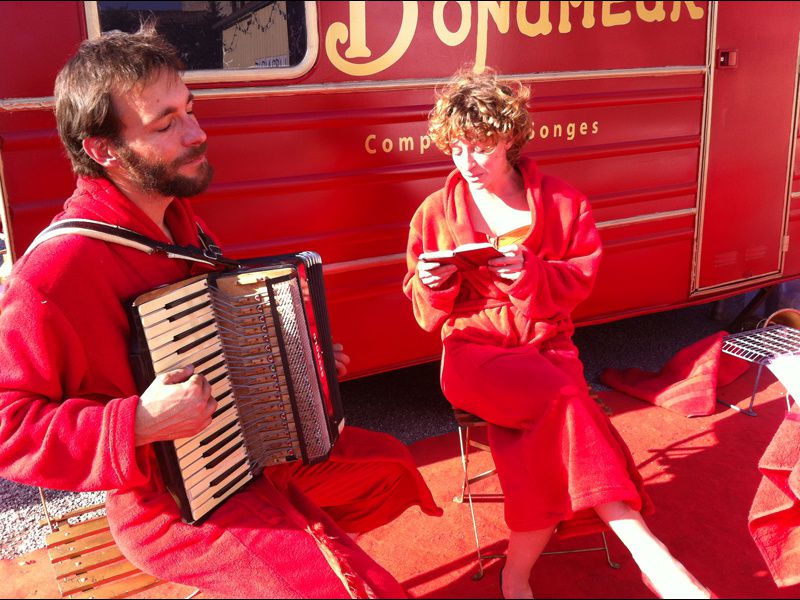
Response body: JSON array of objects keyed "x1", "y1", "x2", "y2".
[{"x1": 134, "y1": 267, "x2": 325, "y2": 523}]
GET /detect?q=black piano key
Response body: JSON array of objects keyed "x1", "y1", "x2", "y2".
[
  {"x1": 197, "y1": 351, "x2": 224, "y2": 374},
  {"x1": 210, "y1": 393, "x2": 234, "y2": 419},
  {"x1": 198, "y1": 417, "x2": 239, "y2": 448},
  {"x1": 210, "y1": 457, "x2": 249, "y2": 489},
  {"x1": 169, "y1": 299, "x2": 212, "y2": 322},
  {"x1": 212, "y1": 461, "x2": 251, "y2": 499},
  {"x1": 164, "y1": 287, "x2": 208, "y2": 310},
  {"x1": 176, "y1": 331, "x2": 217, "y2": 356},
  {"x1": 174, "y1": 319, "x2": 215, "y2": 343},
  {"x1": 206, "y1": 439, "x2": 245, "y2": 469}
]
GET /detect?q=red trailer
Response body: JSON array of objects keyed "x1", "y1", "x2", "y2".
[{"x1": 1, "y1": 1, "x2": 799, "y2": 378}]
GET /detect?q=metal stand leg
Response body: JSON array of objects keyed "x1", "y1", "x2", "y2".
[{"x1": 717, "y1": 363, "x2": 761, "y2": 416}]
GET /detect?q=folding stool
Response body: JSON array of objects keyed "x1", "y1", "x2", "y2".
[{"x1": 452, "y1": 408, "x2": 620, "y2": 580}]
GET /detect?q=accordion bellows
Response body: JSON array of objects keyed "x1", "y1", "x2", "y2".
[{"x1": 129, "y1": 253, "x2": 344, "y2": 524}]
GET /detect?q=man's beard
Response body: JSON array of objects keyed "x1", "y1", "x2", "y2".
[{"x1": 115, "y1": 142, "x2": 213, "y2": 198}]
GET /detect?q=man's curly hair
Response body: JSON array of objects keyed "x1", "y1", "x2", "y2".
[{"x1": 428, "y1": 68, "x2": 533, "y2": 165}]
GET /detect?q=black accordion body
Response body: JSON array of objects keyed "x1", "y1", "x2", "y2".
[{"x1": 129, "y1": 252, "x2": 344, "y2": 524}]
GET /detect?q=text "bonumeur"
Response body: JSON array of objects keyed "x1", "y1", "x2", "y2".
[{"x1": 326, "y1": 1, "x2": 705, "y2": 76}]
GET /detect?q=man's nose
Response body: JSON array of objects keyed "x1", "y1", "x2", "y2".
[{"x1": 184, "y1": 117, "x2": 207, "y2": 146}]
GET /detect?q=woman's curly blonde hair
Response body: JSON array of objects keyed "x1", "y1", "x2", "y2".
[{"x1": 428, "y1": 68, "x2": 532, "y2": 165}]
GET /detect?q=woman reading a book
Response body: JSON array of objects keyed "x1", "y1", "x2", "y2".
[{"x1": 403, "y1": 69, "x2": 711, "y2": 599}]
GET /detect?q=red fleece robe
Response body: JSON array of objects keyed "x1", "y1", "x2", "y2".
[
  {"x1": 0, "y1": 177, "x2": 440, "y2": 599},
  {"x1": 404, "y1": 158, "x2": 652, "y2": 533}
]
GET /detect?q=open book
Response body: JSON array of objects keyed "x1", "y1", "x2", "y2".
[{"x1": 418, "y1": 242, "x2": 505, "y2": 270}]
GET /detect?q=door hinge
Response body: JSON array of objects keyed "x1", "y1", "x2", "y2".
[{"x1": 783, "y1": 235, "x2": 790, "y2": 253}]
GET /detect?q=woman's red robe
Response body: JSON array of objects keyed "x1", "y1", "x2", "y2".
[
  {"x1": 404, "y1": 157, "x2": 652, "y2": 533},
  {"x1": 0, "y1": 176, "x2": 441, "y2": 598}
]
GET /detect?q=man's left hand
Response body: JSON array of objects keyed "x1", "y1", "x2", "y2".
[{"x1": 332, "y1": 342, "x2": 351, "y2": 377}]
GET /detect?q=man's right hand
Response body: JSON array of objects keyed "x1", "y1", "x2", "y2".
[{"x1": 134, "y1": 365, "x2": 217, "y2": 446}]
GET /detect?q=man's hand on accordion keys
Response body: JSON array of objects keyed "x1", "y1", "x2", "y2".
[{"x1": 134, "y1": 365, "x2": 218, "y2": 446}]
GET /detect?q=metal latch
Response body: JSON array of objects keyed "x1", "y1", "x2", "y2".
[{"x1": 717, "y1": 49, "x2": 738, "y2": 69}]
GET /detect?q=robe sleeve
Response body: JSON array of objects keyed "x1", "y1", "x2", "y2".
[
  {"x1": 0, "y1": 279, "x2": 150, "y2": 491},
  {"x1": 402, "y1": 214, "x2": 462, "y2": 333},
  {"x1": 496, "y1": 195, "x2": 602, "y2": 320}
]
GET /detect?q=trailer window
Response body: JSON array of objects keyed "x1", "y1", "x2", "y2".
[{"x1": 89, "y1": 1, "x2": 314, "y2": 82}]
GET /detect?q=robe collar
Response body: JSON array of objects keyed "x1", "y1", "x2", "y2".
[
  {"x1": 442, "y1": 156, "x2": 544, "y2": 250},
  {"x1": 59, "y1": 176, "x2": 202, "y2": 249}
]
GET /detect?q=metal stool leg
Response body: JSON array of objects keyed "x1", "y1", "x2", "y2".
[
  {"x1": 538, "y1": 530, "x2": 620, "y2": 569},
  {"x1": 454, "y1": 424, "x2": 504, "y2": 580}
]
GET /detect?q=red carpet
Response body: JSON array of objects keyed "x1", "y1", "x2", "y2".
[
  {"x1": 357, "y1": 364, "x2": 800, "y2": 599},
  {"x1": 3, "y1": 364, "x2": 799, "y2": 599}
]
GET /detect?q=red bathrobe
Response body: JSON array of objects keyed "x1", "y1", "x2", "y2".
[
  {"x1": 0, "y1": 177, "x2": 440, "y2": 598},
  {"x1": 404, "y1": 157, "x2": 651, "y2": 533}
]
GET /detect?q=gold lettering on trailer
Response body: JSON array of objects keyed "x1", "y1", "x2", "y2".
[
  {"x1": 559, "y1": 2, "x2": 595, "y2": 34},
  {"x1": 670, "y1": 1, "x2": 704, "y2": 21},
  {"x1": 476, "y1": 2, "x2": 512, "y2": 73},
  {"x1": 517, "y1": 2, "x2": 554, "y2": 37},
  {"x1": 344, "y1": 1, "x2": 371, "y2": 58},
  {"x1": 363, "y1": 119, "x2": 601, "y2": 155},
  {"x1": 399, "y1": 136, "x2": 415, "y2": 151},
  {"x1": 434, "y1": 1, "x2": 472, "y2": 46},
  {"x1": 326, "y1": 2, "x2": 705, "y2": 77},
  {"x1": 636, "y1": 1, "x2": 666, "y2": 22},
  {"x1": 602, "y1": 1, "x2": 632, "y2": 27},
  {"x1": 326, "y1": 1, "x2": 418, "y2": 76},
  {"x1": 364, "y1": 134, "x2": 433, "y2": 155}
]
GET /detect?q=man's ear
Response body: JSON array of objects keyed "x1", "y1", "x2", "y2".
[{"x1": 82, "y1": 137, "x2": 118, "y2": 168}]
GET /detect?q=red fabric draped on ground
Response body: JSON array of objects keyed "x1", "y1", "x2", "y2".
[
  {"x1": 749, "y1": 407, "x2": 800, "y2": 588},
  {"x1": 600, "y1": 331, "x2": 751, "y2": 417}
]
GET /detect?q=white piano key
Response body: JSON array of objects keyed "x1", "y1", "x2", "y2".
[
  {"x1": 137, "y1": 278, "x2": 209, "y2": 319},
  {"x1": 185, "y1": 451, "x2": 250, "y2": 505},
  {"x1": 150, "y1": 321, "x2": 218, "y2": 364},
  {"x1": 153, "y1": 337, "x2": 223, "y2": 373},
  {"x1": 145, "y1": 305, "x2": 215, "y2": 347},
  {"x1": 189, "y1": 469, "x2": 254, "y2": 521}
]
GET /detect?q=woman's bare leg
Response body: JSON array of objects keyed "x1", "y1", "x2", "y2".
[
  {"x1": 502, "y1": 526, "x2": 555, "y2": 599},
  {"x1": 595, "y1": 501, "x2": 710, "y2": 598}
]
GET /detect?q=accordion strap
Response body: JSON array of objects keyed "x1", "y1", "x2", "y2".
[{"x1": 24, "y1": 218, "x2": 241, "y2": 268}]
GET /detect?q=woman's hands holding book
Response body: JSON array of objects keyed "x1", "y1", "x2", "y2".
[
  {"x1": 417, "y1": 259, "x2": 458, "y2": 289},
  {"x1": 489, "y1": 244, "x2": 525, "y2": 281}
]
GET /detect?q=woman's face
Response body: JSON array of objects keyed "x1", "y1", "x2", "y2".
[{"x1": 449, "y1": 138, "x2": 512, "y2": 192}]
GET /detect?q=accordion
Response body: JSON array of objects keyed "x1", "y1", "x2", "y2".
[{"x1": 129, "y1": 252, "x2": 344, "y2": 524}]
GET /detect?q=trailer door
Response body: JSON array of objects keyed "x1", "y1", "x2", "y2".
[{"x1": 695, "y1": 2, "x2": 800, "y2": 292}]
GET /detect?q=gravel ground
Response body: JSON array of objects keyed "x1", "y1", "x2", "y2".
[{"x1": 0, "y1": 290, "x2": 781, "y2": 560}]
